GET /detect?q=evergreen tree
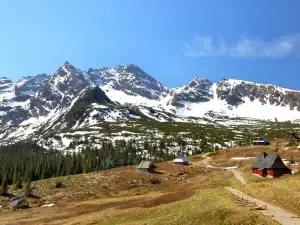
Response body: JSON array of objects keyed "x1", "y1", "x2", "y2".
[
  {"x1": 23, "y1": 179, "x2": 32, "y2": 197},
  {"x1": 13, "y1": 175, "x2": 22, "y2": 190},
  {"x1": 0, "y1": 173, "x2": 9, "y2": 195}
]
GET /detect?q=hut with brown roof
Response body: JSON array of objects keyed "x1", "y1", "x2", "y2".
[{"x1": 252, "y1": 152, "x2": 291, "y2": 178}]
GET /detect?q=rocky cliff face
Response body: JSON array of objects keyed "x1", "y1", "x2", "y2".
[{"x1": 216, "y1": 79, "x2": 300, "y2": 110}]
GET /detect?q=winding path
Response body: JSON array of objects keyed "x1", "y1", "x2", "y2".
[
  {"x1": 197, "y1": 154, "x2": 246, "y2": 184},
  {"x1": 231, "y1": 170, "x2": 246, "y2": 184},
  {"x1": 226, "y1": 187, "x2": 300, "y2": 225}
]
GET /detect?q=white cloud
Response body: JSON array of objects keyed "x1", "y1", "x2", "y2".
[{"x1": 184, "y1": 34, "x2": 300, "y2": 58}]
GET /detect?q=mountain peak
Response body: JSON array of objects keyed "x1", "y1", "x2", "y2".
[
  {"x1": 64, "y1": 61, "x2": 72, "y2": 66},
  {"x1": 54, "y1": 61, "x2": 78, "y2": 77},
  {"x1": 187, "y1": 77, "x2": 212, "y2": 89},
  {"x1": 117, "y1": 64, "x2": 138, "y2": 69}
]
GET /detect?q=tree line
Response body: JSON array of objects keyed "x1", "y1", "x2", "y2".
[
  {"x1": 0, "y1": 139, "x2": 177, "y2": 191},
  {"x1": 0, "y1": 130, "x2": 252, "y2": 193}
]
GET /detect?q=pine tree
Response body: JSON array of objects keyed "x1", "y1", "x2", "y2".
[
  {"x1": 0, "y1": 173, "x2": 9, "y2": 195},
  {"x1": 13, "y1": 175, "x2": 22, "y2": 190},
  {"x1": 23, "y1": 179, "x2": 32, "y2": 197},
  {"x1": 13, "y1": 167, "x2": 18, "y2": 184}
]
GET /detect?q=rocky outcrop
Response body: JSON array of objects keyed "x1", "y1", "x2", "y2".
[
  {"x1": 173, "y1": 77, "x2": 213, "y2": 103},
  {"x1": 1, "y1": 107, "x2": 30, "y2": 125},
  {"x1": 167, "y1": 90, "x2": 184, "y2": 107}
]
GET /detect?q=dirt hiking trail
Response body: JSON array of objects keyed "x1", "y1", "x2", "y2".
[{"x1": 226, "y1": 187, "x2": 300, "y2": 225}]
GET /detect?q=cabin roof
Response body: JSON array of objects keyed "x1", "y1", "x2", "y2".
[
  {"x1": 173, "y1": 155, "x2": 188, "y2": 163},
  {"x1": 252, "y1": 152, "x2": 288, "y2": 169},
  {"x1": 253, "y1": 135, "x2": 269, "y2": 142},
  {"x1": 136, "y1": 161, "x2": 153, "y2": 169}
]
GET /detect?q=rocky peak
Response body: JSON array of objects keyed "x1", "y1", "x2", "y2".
[
  {"x1": 15, "y1": 73, "x2": 51, "y2": 96},
  {"x1": 185, "y1": 77, "x2": 212, "y2": 90},
  {"x1": 28, "y1": 62, "x2": 92, "y2": 119},
  {"x1": 54, "y1": 61, "x2": 79, "y2": 77},
  {"x1": 171, "y1": 77, "x2": 213, "y2": 103},
  {"x1": 0, "y1": 77, "x2": 13, "y2": 92},
  {"x1": 99, "y1": 64, "x2": 169, "y2": 100},
  {"x1": 0, "y1": 77, "x2": 12, "y2": 85}
]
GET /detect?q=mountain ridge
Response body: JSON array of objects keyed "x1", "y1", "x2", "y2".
[{"x1": 1, "y1": 61, "x2": 300, "y2": 147}]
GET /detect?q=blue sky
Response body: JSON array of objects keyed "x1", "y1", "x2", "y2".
[{"x1": 1, "y1": 0, "x2": 300, "y2": 89}]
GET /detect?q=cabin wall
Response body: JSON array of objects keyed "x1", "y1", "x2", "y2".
[
  {"x1": 252, "y1": 168, "x2": 267, "y2": 177},
  {"x1": 173, "y1": 162, "x2": 189, "y2": 165},
  {"x1": 252, "y1": 142, "x2": 266, "y2": 146},
  {"x1": 272, "y1": 169, "x2": 291, "y2": 178},
  {"x1": 253, "y1": 168, "x2": 291, "y2": 178},
  {"x1": 147, "y1": 168, "x2": 156, "y2": 173},
  {"x1": 252, "y1": 168, "x2": 264, "y2": 176},
  {"x1": 267, "y1": 169, "x2": 274, "y2": 177}
]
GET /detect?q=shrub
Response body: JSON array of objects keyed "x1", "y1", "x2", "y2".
[
  {"x1": 23, "y1": 180, "x2": 33, "y2": 197},
  {"x1": 13, "y1": 179, "x2": 23, "y2": 190},
  {"x1": 55, "y1": 180, "x2": 64, "y2": 188},
  {"x1": 150, "y1": 178, "x2": 161, "y2": 184}
]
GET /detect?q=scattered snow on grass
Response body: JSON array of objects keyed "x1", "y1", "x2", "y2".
[{"x1": 231, "y1": 157, "x2": 256, "y2": 160}]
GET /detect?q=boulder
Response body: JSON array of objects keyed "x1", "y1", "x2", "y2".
[{"x1": 10, "y1": 196, "x2": 29, "y2": 210}]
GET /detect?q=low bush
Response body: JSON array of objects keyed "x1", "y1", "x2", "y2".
[
  {"x1": 55, "y1": 180, "x2": 65, "y2": 188},
  {"x1": 150, "y1": 178, "x2": 161, "y2": 184}
]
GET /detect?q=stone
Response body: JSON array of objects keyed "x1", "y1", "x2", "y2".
[{"x1": 10, "y1": 197, "x2": 29, "y2": 210}]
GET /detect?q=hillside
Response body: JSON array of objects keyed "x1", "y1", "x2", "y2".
[
  {"x1": 3, "y1": 141, "x2": 300, "y2": 224},
  {"x1": 2, "y1": 140, "x2": 300, "y2": 224},
  {"x1": 0, "y1": 150, "x2": 278, "y2": 225}
]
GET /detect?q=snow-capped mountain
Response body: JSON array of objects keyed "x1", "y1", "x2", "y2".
[
  {"x1": 1, "y1": 61, "x2": 300, "y2": 146},
  {"x1": 91, "y1": 64, "x2": 169, "y2": 105}
]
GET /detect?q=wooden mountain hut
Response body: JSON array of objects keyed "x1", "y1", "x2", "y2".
[{"x1": 252, "y1": 152, "x2": 291, "y2": 178}]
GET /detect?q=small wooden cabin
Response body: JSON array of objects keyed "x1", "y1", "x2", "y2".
[
  {"x1": 173, "y1": 155, "x2": 189, "y2": 165},
  {"x1": 286, "y1": 133, "x2": 300, "y2": 144},
  {"x1": 252, "y1": 152, "x2": 291, "y2": 178},
  {"x1": 136, "y1": 161, "x2": 156, "y2": 173},
  {"x1": 252, "y1": 136, "x2": 270, "y2": 146}
]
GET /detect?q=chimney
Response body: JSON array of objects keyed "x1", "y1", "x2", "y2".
[{"x1": 263, "y1": 152, "x2": 268, "y2": 158}]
